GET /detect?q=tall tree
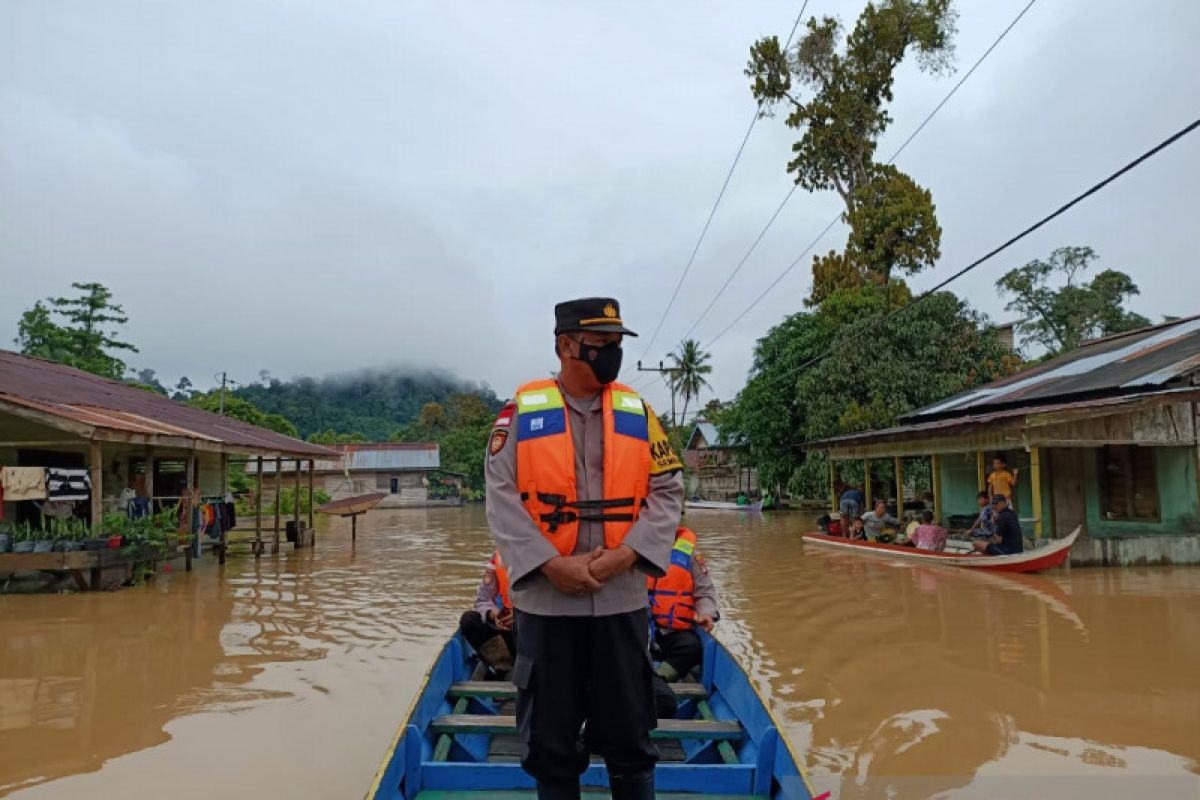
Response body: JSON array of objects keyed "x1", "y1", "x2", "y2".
[
  {"x1": 668, "y1": 339, "x2": 713, "y2": 427},
  {"x1": 16, "y1": 282, "x2": 138, "y2": 379},
  {"x1": 173, "y1": 376, "x2": 194, "y2": 401},
  {"x1": 745, "y1": 0, "x2": 956, "y2": 303},
  {"x1": 996, "y1": 246, "x2": 1151, "y2": 356}
]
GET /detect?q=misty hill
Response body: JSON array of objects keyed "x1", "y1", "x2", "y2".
[{"x1": 233, "y1": 369, "x2": 501, "y2": 441}]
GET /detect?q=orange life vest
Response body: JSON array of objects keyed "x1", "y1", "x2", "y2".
[
  {"x1": 513, "y1": 378, "x2": 651, "y2": 556},
  {"x1": 648, "y1": 527, "x2": 697, "y2": 630},
  {"x1": 488, "y1": 550, "x2": 512, "y2": 610}
]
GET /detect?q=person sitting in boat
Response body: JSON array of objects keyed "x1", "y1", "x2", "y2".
[
  {"x1": 458, "y1": 550, "x2": 515, "y2": 675},
  {"x1": 972, "y1": 494, "x2": 1025, "y2": 556},
  {"x1": 647, "y1": 526, "x2": 720, "y2": 718},
  {"x1": 909, "y1": 510, "x2": 948, "y2": 552},
  {"x1": 966, "y1": 490, "x2": 995, "y2": 541},
  {"x1": 860, "y1": 498, "x2": 900, "y2": 541},
  {"x1": 817, "y1": 512, "x2": 844, "y2": 536}
]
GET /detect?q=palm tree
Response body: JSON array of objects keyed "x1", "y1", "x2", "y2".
[{"x1": 668, "y1": 339, "x2": 713, "y2": 429}]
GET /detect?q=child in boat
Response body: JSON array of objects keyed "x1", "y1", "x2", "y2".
[
  {"x1": 648, "y1": 526, "x2": 720, "y2": 718},
  {"x1": 848, "y1": 517, "x2": 867, "y2": 540},
  {"x1": 967, "y1": 490, "x2": 995, "y2": 541}
]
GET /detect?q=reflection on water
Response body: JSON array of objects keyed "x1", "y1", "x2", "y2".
[{"x1": 1, "y1": 507, "x2": 1198, "y2": 798}]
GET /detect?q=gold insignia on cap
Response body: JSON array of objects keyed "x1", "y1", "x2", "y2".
[{"x1": 603, "y1": 303, "x2": 618, "y2": 318}]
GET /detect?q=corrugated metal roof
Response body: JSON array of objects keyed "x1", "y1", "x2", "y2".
[
  {"x1": 906, "y1": 316, "x2": 1200, "y2": 421},
  {"x1": 0, "y1": 349, "x2": 332, "y2": 457},
  {"x1": 812, "y1": 387, "x2": 1200, "y2": 450},
  {"x1": 251, "y1": 443, "x2": 440, "y2": 473}
]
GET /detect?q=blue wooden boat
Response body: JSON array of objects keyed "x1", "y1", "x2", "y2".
[{"x1": 366, "y1": 631, "x2": 819, "y2": 800}]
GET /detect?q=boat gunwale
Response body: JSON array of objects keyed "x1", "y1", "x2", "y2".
[{"x1": 801, "y1": 526, "x2": 1081, "y2": 570}]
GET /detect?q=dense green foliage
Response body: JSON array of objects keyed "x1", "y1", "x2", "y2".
[
  {"x1": 186, "y1": 391, "x2": 300, "y2": 438},
  {"x1": 16, "y1": 282, "x2": 139, "y2": 379},
  {"x1": 719, "y1": 289, "x2": 1015, "y2": 497},
  {"x1": 996, "y1": 246, "x2": 1151, "y2": 356},
  {"x1": 234, "y1": 370, "x2": 500, "y2": 441}
]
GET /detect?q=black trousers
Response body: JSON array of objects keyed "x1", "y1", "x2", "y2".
[
  {"x1": 458, "y1": 610, "x2": 515, "y2": 662},
  {"x1": 513, "y1": 609, "x2": 658, "y2": 785},
  {"x1": 652, "y1": 627, "x2": 704, "y2": 678}
]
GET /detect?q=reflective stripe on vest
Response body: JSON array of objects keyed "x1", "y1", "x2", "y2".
[
  {"x1": 489, "y1": 551, "x2": 512, "y2": 610},
  {"x1": 514, "y1": 379, "x2": 651, "y2": 556},
  {"x1": 648, "y1": 527, "x2": 697, "y2": 630}
]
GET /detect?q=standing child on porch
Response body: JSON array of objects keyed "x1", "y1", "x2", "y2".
[{"x1": 987, "y1": 455, "x2": 1018, "y2": 508}]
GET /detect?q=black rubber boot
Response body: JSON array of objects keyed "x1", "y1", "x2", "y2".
[
  {"x1": 536, "y1": 781, "x2": 581, "y2": 800},
  {"x1": 609, "y1": 770, "x2": 655, "y2": 800}
]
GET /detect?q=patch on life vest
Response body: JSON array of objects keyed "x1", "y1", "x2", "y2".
[
  {"x1": 646, "y1": 403, "x2": 683, "y2": 475},
  {"x1": 493, "y1": 402, "x2": 515, "y2": 429},
  {"x1": 488, "y1": 429, "x2": 509, "y2": 456}
]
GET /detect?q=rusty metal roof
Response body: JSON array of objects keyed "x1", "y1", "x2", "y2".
[
  {"x1": 0, "y1": 349, "x2": 333, "y2": 457},
  {"x1": 905, "y1": 316, "x2": 1200, "y2": 422},
  {"x1": 251, "y1": 442, "x2": 440, "y2": 473}
]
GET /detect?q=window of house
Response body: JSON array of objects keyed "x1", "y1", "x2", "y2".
[{"x1": 1098, "y1": 445, "x2": 1160, "y2": 522}]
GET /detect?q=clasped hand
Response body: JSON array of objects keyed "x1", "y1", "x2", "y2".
[{"x1": 541, "y1": 545, "x2": 637, "y2": 596}]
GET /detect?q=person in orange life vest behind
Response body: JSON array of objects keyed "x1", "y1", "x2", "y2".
[
  {"x1": 647, "y1": 526, "x2": 720, "y2": 718},
  {"x1": 485, "y1": 297, "x2": 684, "y2": 800},
  {"x1": 458, "y1": 550, "x2": 515, "y2": 674}
]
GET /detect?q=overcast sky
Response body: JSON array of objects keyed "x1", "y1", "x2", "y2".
[{"x1": 3, "y1": 1, "x2": 1198, "y2": 417}]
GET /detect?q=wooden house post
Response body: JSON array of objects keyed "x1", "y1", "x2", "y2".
[
  {"x1": 863, "y1": 459, "x2": 872, "y2": 509},
  {"x1": 89, "y1": 441, "x2": 103, "y2": 532},
  {"x1": 931, "y1": 454, "x2": 942, "y2": 524},
  {"x1": 293, "y1": 458, "x2": 302, "y2": 546},
  {"x1": 1030, "y1": 445, "x2": 1044, "y2": 539},
  {"x1": 253, "y1": 456, "x2": 263, "y2": 560},
  {"x1": 144, "y1": 446, "x2": 155, "y2": 509},
  {"x1": 829, "y1": 459, "x2": 839, "y2": 513},
  {"x1": 894, "y1": 456, "x2": 904, "y2": 518},
  {"x1": 976, "y1": 451, "x2": 987, "y2": 493},
  {"x1": 273, "y1": 457, "x2": 282, "y2": 555},
  {"x1": 307, "y1": 459, "x2": 315, "y2": 536}
]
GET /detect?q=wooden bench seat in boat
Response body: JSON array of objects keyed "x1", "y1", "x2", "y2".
[
  {"x1": 447, "y1": 680, "x2": 708, "y2": 700},
  {"x1": 430, "y1": 714, "x2": 743, "y2": 741}
]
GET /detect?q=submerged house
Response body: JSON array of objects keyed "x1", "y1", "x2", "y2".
[
  {"x1": 683, "y1": 421, "x2": 758, "y2": 500},
  {"x1": 810, "y1": 317, "x2": 1200, "y2": 566},
  {"x1": 249, "y1": 442, "x2": 456, "y2": 507}
]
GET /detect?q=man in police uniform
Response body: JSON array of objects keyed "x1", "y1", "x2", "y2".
[{"x1": 485, "y1": 297, "x2": 683, "y2": 800}]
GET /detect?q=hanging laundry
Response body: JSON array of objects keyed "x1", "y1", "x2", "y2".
[
  {"x1": 129, "y1": 496, "x2": 151, "y2": 519},
  {"x1": 1, "y1": 466, "x2": 48, "y2": 501},
  {"x1": 46, "y1": 469, "x2": 90, "y2": 501}
]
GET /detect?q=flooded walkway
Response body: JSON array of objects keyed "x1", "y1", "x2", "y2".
[{"x1": 1, "y1": 507, "x2": 1197, "y2": 798}]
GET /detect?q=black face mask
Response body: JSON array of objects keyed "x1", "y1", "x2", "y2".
[{"x1": 572, "y1": 340, "x2": 623, "y2": 385}]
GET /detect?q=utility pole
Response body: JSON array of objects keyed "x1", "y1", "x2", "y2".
[
  {"x1": 636, "y1": 360, "x2": 677, "y2": 429},
  {"x1": 215, "y1": 372, "x2": 237, "y2": 416}
]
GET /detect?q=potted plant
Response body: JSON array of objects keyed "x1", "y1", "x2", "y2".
[
  {"x1": 12, "y1": 523, "x2": 36, "y2": 553},
  {"x1": 33, "y1": 522, "x2": 55, "y2": 553}
]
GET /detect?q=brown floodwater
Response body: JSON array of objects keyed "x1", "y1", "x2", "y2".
[{"x1": 1, "y1": 507, "x2": 1198, "y2": 799}]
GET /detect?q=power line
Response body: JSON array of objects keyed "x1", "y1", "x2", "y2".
[
  {"x1": 695, "y1": 0, "x2": 1041, "y2": 350},
  {"x1": 757, "y1": 116, "x2": 1200, "y2": 392},
  {"x1": 637, "y1": 0, "x2": 810, "y2": 362}
]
